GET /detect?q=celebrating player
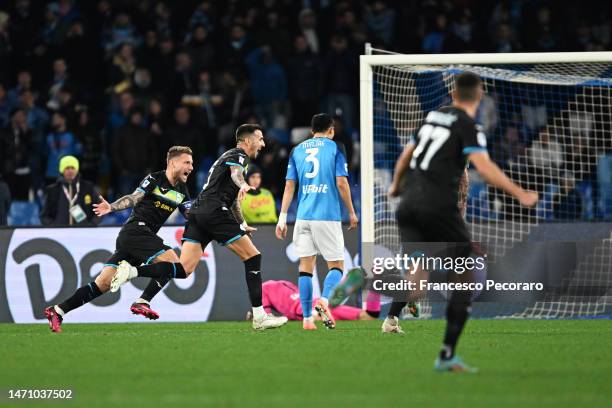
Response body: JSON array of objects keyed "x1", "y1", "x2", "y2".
[
  {"x1": 385, "y1": 72, "x2": 538, "y2": 372},
  {"x1": 109, "y1": 124, "x2": 288, "y2": 330},
  {"x1": 275, "y1": 113, "x2": 358, "y2": 330},
  {"x1": 44, "y1": 146, "x2": 194, "y2": 332}
]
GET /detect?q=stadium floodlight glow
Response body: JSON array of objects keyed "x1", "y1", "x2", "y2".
[{"x1": 360, "y1": 51, "x2": 612, "y2": 318}]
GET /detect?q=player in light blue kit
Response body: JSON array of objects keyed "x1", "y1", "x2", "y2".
[{"x1": 276, "y1": 113, "x2": 358, "y2": 330}]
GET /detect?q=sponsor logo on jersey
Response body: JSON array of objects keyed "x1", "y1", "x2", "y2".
[
  {"x1": 154, "y1": 200, "x2": 174, "y2": 212},
  {"x1": 302, "y1": 184, "x2": 329, "y2": 194},
  {"x1": 152, "y1": 186, "x2": 185, "y2": 205}
]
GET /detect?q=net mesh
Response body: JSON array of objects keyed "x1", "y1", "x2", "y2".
[{"x1": 370, "y1": 61, "x2": 612, "y2": 318}]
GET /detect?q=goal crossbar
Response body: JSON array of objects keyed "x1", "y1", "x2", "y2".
[{"x1": 359, "y1": 52, "x2": 612, "y2": 272}]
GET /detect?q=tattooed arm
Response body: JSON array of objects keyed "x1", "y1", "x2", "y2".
[
  {"x1": 231, "y1": 197, "x2": 245, "y2": 224},
  {"x1": 229, "y1": 165, "x2": 257, "y2": 234},
  {"x1": 458, "y1": 168, "x2": 469, "y2": 218},
  {"x1": 230, "y1": 165, "x2": 252, "y2": 202},
  {"x1": 93, "y1": 190, "x2": 145, "y2": 217}
]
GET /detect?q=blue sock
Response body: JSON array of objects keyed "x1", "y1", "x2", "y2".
[
  {"x1": 322, "y1": 268, "x2": 343, "y2": 300},
  {"x1": 298, "y1": 272, "x2": 313, "y2": 318}
]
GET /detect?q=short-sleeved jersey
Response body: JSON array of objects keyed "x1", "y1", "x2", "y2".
[
  {"x1": 191, "y1": 147, "x2": 250, "y2": 213},
  {"x1": 126, "y1": 170, "x2": 191, "y2": 232},
  {"x1": 402, "y1": 105, "x2": 487, "y2": 211},
  {"x1": 286, "y1": 137, "x2": 349, "y2": 221}
]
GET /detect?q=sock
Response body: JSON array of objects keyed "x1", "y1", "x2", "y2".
[
  {"x1": 388, "y1": 301, "x2": 407, "y2": 319},
  {"x1": 440, "y1": 291, "x2": 471, "y2": 360},
  {"x1": 321, "y1": 268, "x2": 343, "y2": 301},
  {"x1": 244, "y1": 254, "x2": 263, "y2": 307},
  {"x1": 54, "y1": 305, "x2": 65, "y2": 317},
  {"x1": 365, "y1": 291, "x2": 381, "y2": 314},
  {"x1": 252, "y1": 305, "x2": 266, "y2": 320},
  {"x1": 140, "y1": 276, "x2": 171, "y2": 303},
  {"x1": 298, "y1": 272, "x2": 313, "y2": 318},
  {"x1": 58, "y1": 282, "x2": 103, "y2": 314},
  {"x1": 136, "y1": 263, "x2": 186, "y2": 279}
]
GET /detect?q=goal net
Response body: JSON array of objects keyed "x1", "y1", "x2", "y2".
[{"x1": 360, "y1": 52, "x2": 612, "y2": 318}]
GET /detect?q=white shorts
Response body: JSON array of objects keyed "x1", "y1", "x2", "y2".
[{"x1": 293, "y1": 220, "x2": 344, "y2": 261}]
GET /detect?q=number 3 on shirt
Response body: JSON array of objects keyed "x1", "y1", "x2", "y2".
[
  {"x1": 410, "y1": 124, "x2": 451, "y2": 171},
  {"x1": 305, "y1": 148, "x2": 319, "y2": 178}
]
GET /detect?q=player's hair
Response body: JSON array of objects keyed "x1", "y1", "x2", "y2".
[
  {"x1": 167, "y1": 146, "x2": 193, "y2": 162},
  {"x1": 454, "y1": 71, "x2": 482, "y2": 102},
  {"x1": 235, "y1": 123, "x2": 263, "y2": 143},
  {"x1": 311, "y1": 113, "x2": 334, "y2": 133}
]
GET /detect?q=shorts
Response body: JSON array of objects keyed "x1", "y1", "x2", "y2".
[
  {"x1": 293, "y1": 220, "x2": 344, "y2": 261},
  {"x1": 183, "y1": 208, "x2": 246, "y2": 248},
  {"x1": 395, "y1": 202, "x2": 472, "y2": 259},
  {"x1": 105, "y1": 222, "x2": 171, "y2": 267}
]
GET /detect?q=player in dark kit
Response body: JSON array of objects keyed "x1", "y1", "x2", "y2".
[
  {"x1": 110, "y1": 124, "x2": 288, "y2": 330},
  {"x1": 44, "y1": 146, "x2": 194, "y2": 332},
  {"x1": 385, "y1": 72, "x2": 539, "y2": 372}
]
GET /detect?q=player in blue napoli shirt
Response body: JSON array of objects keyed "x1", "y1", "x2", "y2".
[{"x1": 276, "y1": 113, "x2": 358, "y2": 330}]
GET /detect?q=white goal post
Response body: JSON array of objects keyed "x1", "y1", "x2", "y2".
[{"x1": 359, "y1": 52, "x2": 612, "y2": 318}]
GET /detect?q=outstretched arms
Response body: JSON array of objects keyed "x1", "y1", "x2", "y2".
[
  {"x1": 93, "y1": 190, "x2": 145, "y2": 217},
  {"x1": 468, "y1": 151, "x2": 538, "y2": 207}
]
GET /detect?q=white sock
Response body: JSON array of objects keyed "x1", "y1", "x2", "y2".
[
  {"x1": 135, "y1": 298, "x2": 149, "y2": 305},
  {"x1": 54, "y1": 305, "x2": 65, "y2": 317},
  {"x1": 304, "y1": 316, "x2": 314, "y2": 323},
  {"x1": 252, "y1": 306, "x2": 266, "y2": 320}
]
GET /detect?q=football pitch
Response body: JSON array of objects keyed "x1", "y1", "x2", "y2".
[{"x1": 1, "y1": 320, "x2": 610, "y2": 407}]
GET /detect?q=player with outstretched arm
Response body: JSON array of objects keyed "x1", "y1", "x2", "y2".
[
  {"x1": 385, "y1": 72, "x2": 538, "y2": 372},
  {"x1": 44, "y1": 146, "x2": 194, "y2": 332},
  {"x1": 110, "y1": 124, "x2": 288, "y2": 330}
]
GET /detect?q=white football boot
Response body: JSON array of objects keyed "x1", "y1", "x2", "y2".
[
  {"x1": 252, "y1": 314, "x2": 288, "y2": 330},
  {"x1": 381, "y1": 316, "x2": 405, "y2": 334},
  {"x1": 110, "y1": 260, "x2": 138, "y2": 292}
]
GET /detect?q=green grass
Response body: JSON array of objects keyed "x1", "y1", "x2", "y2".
[{"x1": 0, "y1": 320, "x2": 610, "y2": 407}]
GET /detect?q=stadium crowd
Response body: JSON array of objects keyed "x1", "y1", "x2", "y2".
[{"x1": 0, "y1": 0, "x2": 610, "y2": 225}]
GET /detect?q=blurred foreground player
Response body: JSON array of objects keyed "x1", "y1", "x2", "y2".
[
  {"x1": 386, "y1": 72, "x2": 538, "y2": 372},
  {"x1": 110, "y1": 124, "x2": 287, "y2": 330},
  {"x1": 276, "y1": 113, "x2": 358, "y2": 330},
  {"x1": 44, "y1": 146, "x2": 193, "y2": 332}
]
